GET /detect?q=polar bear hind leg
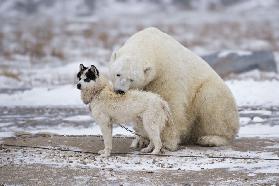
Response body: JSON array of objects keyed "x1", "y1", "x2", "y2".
[{"x1": 192, "y1": 79, "x2": 239, "y2": 147}]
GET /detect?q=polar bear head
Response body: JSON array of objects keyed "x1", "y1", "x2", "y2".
[{"x1": 109, "y1": 54, "x2": 156, "y2": 94}]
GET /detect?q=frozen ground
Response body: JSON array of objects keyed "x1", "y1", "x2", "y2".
[
  {"x1": 1, "y1": 133, "x2": 279, "y2": 185},
  {"x1": 0, "y1": 78, "x2": 279, "y2": 139}
]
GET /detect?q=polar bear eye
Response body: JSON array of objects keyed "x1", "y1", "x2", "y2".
[
  {"x1": 116, "y1": 74, "x2": 121, "y2": 77},
  {"x1": 129, "y1": 79, "x2": 134, "y2": 82}
]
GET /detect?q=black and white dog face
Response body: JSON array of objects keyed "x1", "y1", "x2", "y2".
[{"x1": 76, "y1": 64, "x2": 99, "y2": 90}]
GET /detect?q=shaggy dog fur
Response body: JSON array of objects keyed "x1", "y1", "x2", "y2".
[{"x1": 77, "y1": 64, "x2": 174, "y2": 157}]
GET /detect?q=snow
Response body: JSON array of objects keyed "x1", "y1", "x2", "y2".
[
  {"x1": 226, "y1": 80, "x2": 279, "y2": 106},
  {"x1": 63, "y1": 115, "x2": 92, "y2": 122},
  {"x1": 239, "y1": 124, "x2": 279, "y2": 138},
  {"x1": 0, "y1": 75, "x2": 278, "y2": 139},
  {"x1": 265, "y1": 144, "x2": 279, "y2": 149},
  {"x1": 2, "y1": 145, "x2": 278, "y2": 174},
  {"x1": 25, "y1": 125, "x2": 134, "y2": 137},
  {"x1": 0, "y1": 79, "x2": 278, "y2": 106},
  {"x1": 239, "y1": 117, "x2": 251, "y2": 126},
  {"x1": 0, "y1": 85, "x2": 82, "y2": 106},
  {"x1": 253, "y1": 116, "x2": 264, "y2": 122},
  {"x1": 230, "y1": 0, "x2": 278, "y2": 12},
  {"x1": 218, "y1": 50, "x2": 252, "y2": 58},
  {"x1": 240, "y1": 110, "x2": 272, "y2": 115},
  {"x1": 0, "y1": 118, "x2": 134, "y2": 139}
]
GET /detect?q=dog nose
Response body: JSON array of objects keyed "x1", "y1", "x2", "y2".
[
  {"x1": 77, "y1": 84, "x2": 81, "y2": 90},
  {"x1": 115, "y1": 89, "x2": 125, "y2": 95}
]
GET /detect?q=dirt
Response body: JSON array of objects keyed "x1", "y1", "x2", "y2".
[{"x1": 1, "y1": 134, "x2": 279, "y2": 185}]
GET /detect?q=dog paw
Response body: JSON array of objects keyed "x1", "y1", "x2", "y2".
[
  {"x1": 98, "y1": 149, "x2": 105, "y2": 155},
  {"x1": 99, "y1": 153, "x2": 110, "y2": 157},
  {"x1": 130, "y1": 139, "x2": 138, "y2": 149},
  {"x1": 98, "y1": 149, "x2": 111, "y2": 157}
]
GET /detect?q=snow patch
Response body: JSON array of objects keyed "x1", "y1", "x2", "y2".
[
  {"x1": 265, "y1": 144, "x2": 279, "y2": 149},
  {"x1": 0, "y1": 85, "x2": 82, "y2": 106},
  {"x1": 2, "y1": 147, "x2": 278, "y2": 174},
  {"x1": 239, "y1": 124, "x2": 279, "y2": 138},
  {"x1": 218, "y1": 50, "x2": 252, "y2": 58},
  {"x1": 252, "y1": 116, "x2": 264, "y2": 122},
  {"x1": 240, "y1": 110, "x2": 272, "y2": 115},
  {"x1": 0, "y1": 80, "x2": 278, "y2": 106},
  {"x1": 0, "y1": 124, "x2": 134, "y2": 138},
  {"x1": 240, "y1": 117, "x2": 251, "y2": 125},
  {"x1": 63, "y1": 115, "x2": 92, "y2": 122},
  {"x1": 226, "y1": 80, "x2": 279, "y2": 106}
]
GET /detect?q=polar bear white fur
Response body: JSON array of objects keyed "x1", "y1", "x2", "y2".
[{"x1": 109, "y1": 27, "x2": 239, "y2": 148}]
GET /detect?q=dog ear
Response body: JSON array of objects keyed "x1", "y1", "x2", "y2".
[
  {"x1": 80, "y1": 64, "x2": 86, "y2": 71},
  {"x1": 90, "y1": 65, "x2": 99, "y2": 77}
]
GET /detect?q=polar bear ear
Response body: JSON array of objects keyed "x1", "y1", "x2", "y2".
[
  {"x1": 144, "y1": 67, "x2": 152, "y2": 74},
  {"x1": 110, "y1": 50, "x2": 118, "y2": 62}
]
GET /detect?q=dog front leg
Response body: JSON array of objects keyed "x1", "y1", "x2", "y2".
[{"x1": 98, "y1": 120, "x2": 112, "y2": 157}]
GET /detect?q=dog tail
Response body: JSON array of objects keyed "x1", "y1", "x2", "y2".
[{"x1": 161, "y1": 100, "x2": 174, "y2": 127}]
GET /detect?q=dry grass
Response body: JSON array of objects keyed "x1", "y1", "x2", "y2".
[
  {"x1": 3, "y1": 50, "x2": 12, "y2": 60},
  {"x1": 0, "y1": 31, "x2": 3, "y2": 51},
  {"x1": 83, "y1": 28, "x2": 95, "y2": 39},
  {"x1": 51, "y1": 49, "x2": 65, "y2": 60},
  {"x1": 1, "y1": 17, "x2": 278, "y2": 64},
  {"x1": 164, "y1": 21, "x2": 279, "y2": 51},
  {"x1": 0, "y1": 70, "x2": 21, "y2": 81}
]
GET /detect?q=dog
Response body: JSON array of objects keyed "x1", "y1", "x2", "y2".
[{"x1": 77, "y1": 64, "x2": 172, "y2": 157}]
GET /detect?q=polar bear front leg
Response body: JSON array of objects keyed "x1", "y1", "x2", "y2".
[
  {"x1": 130, "y1": 136, "x2": 149, "y2": 149},
  {"x1": 140, "y1": 141, "x2": 154, "y2": 153}
]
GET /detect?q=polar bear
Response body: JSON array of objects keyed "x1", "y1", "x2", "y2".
[{"x1": 109, "y1": 27, "x2": 239, "y2": 149}]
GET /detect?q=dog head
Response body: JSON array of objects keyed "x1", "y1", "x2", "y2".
[{"x1": 76, "y1": 64, "x2": 99, "y2": 90}]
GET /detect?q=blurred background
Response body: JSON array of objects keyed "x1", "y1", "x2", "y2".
[
  {"x1": 0, "y1": 0, "x2": 279, "y2": 137},
  {"x1": 1, "y1": 0, "x2": 279, "y2": 88}
]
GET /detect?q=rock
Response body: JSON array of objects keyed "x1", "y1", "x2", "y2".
[{"x1": 202, "y1": 50, "x2": 278, "y2": 78}]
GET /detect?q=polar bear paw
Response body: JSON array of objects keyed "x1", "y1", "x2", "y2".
[
  {"x1": 197, "y1": 135, "x2": 229, "y2": 147},
  {"x1": 140, "y1": 142, "x2": 154, "y2": 153}
]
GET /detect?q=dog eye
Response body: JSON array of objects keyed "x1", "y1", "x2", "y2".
[
  {"x1": 129, "y1": 79, "x2": 134, "y2": 82},
  {"x1": 84, "y1": 78, "x2": 90, "y2": 82},
  {"x1": 116, "y1": 74, "x2": 121, "y2": 77}
]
